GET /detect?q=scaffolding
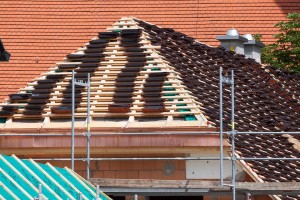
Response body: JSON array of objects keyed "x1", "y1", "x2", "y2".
[{"x1": 0, "y1": 67, "x2": 299, "y2": 200}]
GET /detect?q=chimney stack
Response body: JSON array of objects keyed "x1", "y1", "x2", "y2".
[
  {"x1": 243, "y1": 34, "x2": 265, "y2": 63},
  {"x1": 216, "y1": 29, "x2": 265, "y2": 63},
  {"x1": 216, "y1": 28, "x2": 247, "y2": 55}
]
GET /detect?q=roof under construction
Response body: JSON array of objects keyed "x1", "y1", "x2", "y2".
[
  {"x1": 0, "y1": 154, "x2": 110, "y2": 200},
  {"x1": 0, "y1": 17, "x2": 209, "y2": 132},
  {"x1": 0, "y1": 17, "x2": 299, "y2": 200}
]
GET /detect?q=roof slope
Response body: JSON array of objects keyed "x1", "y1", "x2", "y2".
[
  {"x1": 0, "y1": 17, "x2": 208, "y2": 131},
  {"x1": 0, "y1": 154, "x2": 110, "y2": 200},
  {"x1": 134, "y1": 18, "x2": 300, "y2": 200},
  {"x1": 0, "y1": 15, "x2": 299, "y2": 199},
  {"x1": 0, "y1": 0, "x2": 299, "y2": 101}
]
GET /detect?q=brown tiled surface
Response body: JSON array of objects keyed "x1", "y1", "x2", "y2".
[
  {"x1": 135, "y1": 19, "x2": 300, "y2": 200},
  {"x1": 0, "y1": 0, "x2": 299, "y2": 101}
]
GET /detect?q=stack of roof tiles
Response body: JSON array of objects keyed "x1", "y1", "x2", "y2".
[{"x1": 0, "y1": 0, "x2": 299, "y2": 101}]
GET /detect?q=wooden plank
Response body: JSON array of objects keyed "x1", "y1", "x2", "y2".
[
  {"x1": 112, "y1": 22, "x2": 137, "y2": 26},
  {"x1": 44, "y1": 106, "x2": 199, "y2": 113},
  {"x1": 52, "y1": 80, "x2": 184, "y2": 87},
  {"x1": 90, "y1": 178, "x2": 224, "y2": 189},
  {"x1": 46, "y1": 96, "x2": 197, "y2": 104},
  {"x1": 45, "y1": 100, "x2": 200, "y2": 107},
  {"x1": 64, "y1": 55, "x2": 160, "y2": 61},
  {"x1": 59, "y1": 75, "x2": 179, "y2": 82},
  {"x1": 90, "y1": 178, "x2": 300, "y2": 193},
  {"x1": 48, "y1": 90, "x2": 192, "y2": 98},
  {"x1": 11, "y1": 155, "x2": 62, "y2": 200},
  {"x1": 29, "y1": 159, "x2": 76, "y2": 200},
  {"x1": 49, "y1": 85, "x2": 186, "y2": 93},
  {"x1": 42, "y1": 110, "x2": 201, "y2": 119}
]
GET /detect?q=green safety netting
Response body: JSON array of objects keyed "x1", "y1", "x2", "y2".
[{"x1": 0, "y1": 154, "x2": 111, "y2": 200}]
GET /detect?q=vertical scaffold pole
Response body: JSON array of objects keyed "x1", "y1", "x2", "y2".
[
  {"x1": 219, "y1": 67, "x2": 224, "y2": 186},
  {"x1": 38, "y1": 184, "x2": 43, "y2": 200},
  {"x1": 87, "y1": 73, "x2": 91, "y2": 180},
  {"x1": 246, "y1": 193, "x2": 250, "y2": 200},
  {"x1": 231, "y1": 69, "x2": 236, "y2": 200},
  {"x1": 96, "y1": 185, "x2": 100, "y2": 200},
  {"x1": 71, "y1": 70, "x2": 75, "y2": 171}
]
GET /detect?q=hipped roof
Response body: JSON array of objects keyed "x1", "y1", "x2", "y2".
[
  {"x1": 0, "y1": 17, "x2": 208, "y2": 131},
  {"x1": 0, "y1": 15, "x2": 299, "y2": 199}
]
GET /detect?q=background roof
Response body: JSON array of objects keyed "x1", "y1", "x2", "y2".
[{"x1": 0, "y1": 0, "x2": 299, "y2": 101}]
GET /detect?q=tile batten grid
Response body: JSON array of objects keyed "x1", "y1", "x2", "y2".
[
  {"x1": 0, "y1": 17, "x2": 221, "y2": 169},
  {"x1": 0, "y1": 17, "x2": 209, "y2": 132}
]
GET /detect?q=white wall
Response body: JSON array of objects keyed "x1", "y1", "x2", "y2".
[{"x1": 186, "y1": 153, "x2": 245, "y2": 180}]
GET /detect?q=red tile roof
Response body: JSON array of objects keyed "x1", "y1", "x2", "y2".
[
  {"x1": 0, "y1": 15, "x2": 299, "y2": 199},
  {"x1": 0, "y1": 0, "x2": 299, "y2": 101}
]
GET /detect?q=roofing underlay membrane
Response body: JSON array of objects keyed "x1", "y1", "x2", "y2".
[
  {"x1": 0, "y1": 17, "x2": 299, "y2": 199},
  {"x1": 0, "y1": 154, "x2": 111, "y2": 200}
]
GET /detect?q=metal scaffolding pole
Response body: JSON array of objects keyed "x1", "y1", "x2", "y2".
[
  {"x1": 231, "y1": 69, "x2": 236, "y2": 200},
  {"x1": 71, "y1": 70, "x2": 75, "y2": 171},
  {"x1": 0, "y1": 131, "x2": 298, "y2": 137},
  {"x1": 38, "y1": 184, "x2": 43, "y2": 200},
  {"x1": 87, "y1": 73, "x2": 91, "y2": 181},
  {"x1": 236, "y1": 132, "x2": 300, "y2": 134},
  {"x1": 72, "y1": 73, "x2": 91, "y2": 180},
  {"x1": 219, "y1": 66, "x2": 224, "y2": 186},
  {"x1": 32, "y1": 156, "x2": 300, "y2": 161},
  {"x1": 33, "y1": 157, "x2": 232, "y2": 161},
  {"x1": 96, "y1": 185, "x2": 100, "y2": 200},
  {"x1": 0, "y1": 132, "x2": 220, "y2": 136}
]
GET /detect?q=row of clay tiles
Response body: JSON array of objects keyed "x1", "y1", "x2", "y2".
[
  {"x1": 134, "y1": 19, "x2": 300, "y2": 200},
  {"x1": 138, "y1": 20, "x2": 300, "y2": 130},
  {"x1": 0, "y1": 25, "x2": 200, "y2": 121}
]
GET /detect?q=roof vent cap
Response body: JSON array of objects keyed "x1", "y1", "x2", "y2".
[
  {"x1": 226, "y1": 28, "x2": 239, "y2": 36},
  {"x1": 243, "y1": 34, "x2": 254, "y2": 41}
]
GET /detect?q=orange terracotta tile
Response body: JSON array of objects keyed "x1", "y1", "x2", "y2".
[
  {"x1": 120, "y1": 160, "x2": 133, "y2": 170},
  {"x1": 150, "y1": 170, "x2": 163, "y2": 179},
  {"x1": 138, "y1": 170, "x2": 151, "y2": 179},
  {"x1": 98, "y1": 161, "x2": 110, "y2": 170},
  {"x1": 143, "y1": 160, "x2": 156, "y2": 170},
  {"x1": 132, "y1": 161, "x2": 144, "y2": 170},
  {"x1": 115, "y1": 170, "x2": 128, "y2": 179},
  {"x1": 91, "y1": 170, "x2": 104, "y2": 178},
  {"x1": 103, "y1": 171, "x2": 116, "y2": 178},
  {"x1": 127, "y1": 171, "x2": 139, "y2": 179},
  {"x1": 109, "y1": 161, "x2": 121, "y2": 170}
]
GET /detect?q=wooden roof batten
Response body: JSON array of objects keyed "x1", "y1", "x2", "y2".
[{"x1": 0, "y1": 17, "x2": 212, "y2": 133}]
